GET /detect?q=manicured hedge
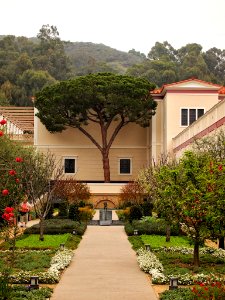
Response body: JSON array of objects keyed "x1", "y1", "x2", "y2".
[
  {"x1": 24, "y1": 219, "x2": 87, "y2": 235},
  {"x1": 1, "y1": 285, "x2": 53, "y2": 300},
  {"x1": 124, "y1": 217, "x2": 180, "y2": 236},
  {"x1": 160, "y1": 288, "x2": 193, "y2": 300}
]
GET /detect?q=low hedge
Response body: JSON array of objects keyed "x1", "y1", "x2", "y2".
[
  {"x1": 1, "y1": 285, "x2": 53, "y2": 300},
  {"x1": 160, "y1": 288, "x2": 194, "y2": 300},
  {"x1": 124, "y1": 217, "x2": 180, "y2": 236},
  {"x1": 24, "y1": 219, "x2": 87, "y2": 235}
]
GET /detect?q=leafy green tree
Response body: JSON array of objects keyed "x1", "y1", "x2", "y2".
[
  {"x1": 35, "y1": 24, "x2": 71, "y2": 80},
  {"x1": 193, "y1": 131, "x2": 225, "y2": 248},
  {"x1": 128, "y1": 49, "x2": 146, "y2": 59},
  {"x1": 17, "y1": 69, "x2": 57, "y2": 98},
  {"x1": 203, "y1": 47, "x2": 225, "y2": 84},
  {"x1": 35, "y1": 73, "x2": 157, "y2": 182},
  {"x1": 177, "y1": 43, "x2": 211, "y2": 81},
  {"x1": 127, "y1": 42, "x2": 179, "y2": 87},
  {"x1": 21, "y1": 151, "x2": 63, "y2": 241},
  {"x1": 156, "y1": 152, "x2": 214, "y2": 267},
  {"x1": 148, "y1": 41, "x2": 178, "y2": 62},
  {"x1": 140, "y1": 151, "x2": 221, "y2": 267}
]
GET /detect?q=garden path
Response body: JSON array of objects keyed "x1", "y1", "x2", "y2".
[{"x1": 51, "y1": 210, "x2": 158, "y2": 300}]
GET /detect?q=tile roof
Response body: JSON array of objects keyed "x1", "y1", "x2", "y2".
[
  {"x1": 151, "y1": 78, "x2": 223, "y2": 95},
  {"x1": 219, "y1": 87, "x2": 225, "y2": 94}
]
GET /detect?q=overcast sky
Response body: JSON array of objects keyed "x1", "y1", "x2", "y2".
[{"x1": 1, "y1": 0, "x2": 225, "y2": 55}]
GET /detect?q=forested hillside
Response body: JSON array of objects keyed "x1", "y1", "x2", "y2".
[
  {"x1": 0, "y1": 25, "x2": 225, "y2": 107},
  {"x1": 127, "y1": 41, "x2": 225, "y2": 87},
  {"x1": 65, "y1": 42, "x2": 144, "y2": 75}
]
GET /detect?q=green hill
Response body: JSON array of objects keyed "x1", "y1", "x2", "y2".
[{"x1": 64, "y1": 41, "x2": 145, "y2": 75}]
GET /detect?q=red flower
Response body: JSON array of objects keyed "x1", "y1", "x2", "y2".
[
  {"x1": 218, "y1": 164, "x2": 223, "y2": 171},
  {"x1": 0, "y1": 119, "x2": 7, "y2": 125},
  {"x1": 15, "y1": 178, "x2": 20, "y2": 183},
  {"x1": 15, "y1": 157, "x2": 23, "y2": 162},
  {"x1": 2, "y1": 212, "x2": 14, "y2": 222},
  {"x1": 4, "y1": 207, "x2": 14, "y2": 213},
  {"x1": 2, "y1": 189, "x2": 9, "y2": 196},
  {"x1": 200, "y1": 283, "x2": 205, "y2": 286},
  {"x1": 0, "y1": 131, "x2": 4, "y2": 137},
  {"x1": 9, "y1": 169, "x2": 16, "y2": 176}
]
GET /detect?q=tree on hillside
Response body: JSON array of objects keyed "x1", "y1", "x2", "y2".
[
  {"x1": 148, "y1": 41, "x2": 178, "y2": 62},
  {"x1": 35, "y1": 73, "x2": 157, "y2": 182},
  {"x1": 35, "y1": 24, "x2": 71, "y2": 81},
  {"x1": 177, "y1": 43, "x2": 211, "y2": 81},
  {"x1": 203, "y1": 47, "x2": 225, "y2": 84}
]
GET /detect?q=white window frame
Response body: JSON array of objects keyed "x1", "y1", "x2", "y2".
[
  {"x1": 63, "y1": 156, "x2": 78, "y2": 175},
  {"x1": 180, "y1": 107, "x2": 205, "y2": 127},
  {"x1": 118, "y1": 157, "x2": 132, "y2": 175}
]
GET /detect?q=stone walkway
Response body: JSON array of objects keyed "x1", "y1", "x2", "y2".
[{"x1": 51, "y1": 210, "x2": 158, "y2": 300}]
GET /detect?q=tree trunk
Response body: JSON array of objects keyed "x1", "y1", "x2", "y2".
[
  {"x1": 102, "y1": 152, "x2": 110, "y2": 183},
  {"x1": 218, "y1": 237, "x2": 225, "y2": 249},
  {"x1": 39, "y1": 218, "x2": 44, "y2": 241},
  {"x1": 193, "y1": 241, "x2": 200, "y2": 267},
  {"x1": 166, "y1": 225, "x2": 171, "y2": 242}
]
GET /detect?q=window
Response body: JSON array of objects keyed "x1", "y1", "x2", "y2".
[
  {"x1": 64, "y1": 157, "x2": 76, "y2": 174},
  {"x1": 181, "y1": 108, "x2": 204, "y2": 126},
  {"x1": 119, "y1": 158, "x2": 132, "y2": 175}
]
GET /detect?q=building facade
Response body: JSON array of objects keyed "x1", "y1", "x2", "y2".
[{"x1": 2, "y1": 78, "x2": 225, "y2": 207}]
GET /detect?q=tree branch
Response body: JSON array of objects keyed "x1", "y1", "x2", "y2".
[{"x1": 78, "y1": 126, "x2": 102, "y2": 152}]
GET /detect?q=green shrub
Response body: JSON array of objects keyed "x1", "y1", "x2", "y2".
[
  {"x1": 0, "y1": 268, "x2": 11, "y2": 299},
  {"x1": 78, "y1": 200, "x2": 86, "y2": 207},
  {"x1": 58, "y1": 201, "x2": 68, "y2": 217},
  {"x1": 79, "y1": 206, "x2": 94, "y2": 222},
  {"x1": 124, "y1": 217, "x2": 180, "y2": 236},
  {"x1": 141, "y1": 200, "x2": 153, "y2": 216},
  {"x1": 68, "y1": 204, "x2": 80, "y2": 221},
  {"x1": 116, "y1": 208, "x2": 130, "y2": 221},
  {"x1": 24, "y1": 219, "x2": 87, "y2": 235},
  {"x1": 11, "y1": 285, "x2": 53, "y2": 300},
  {"x1": 160, "y1": 288, "x2": 193, "y2": 300},
  {"x1": 128, "y1": 205, "x2": 143, "y2": 222}
]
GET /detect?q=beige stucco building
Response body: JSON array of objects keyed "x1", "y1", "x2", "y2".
[
  {"x1": 150, "y1": 78, "x2": 225, "y2": 159},
  {"x1": 1, "y1": 78, "x2": 225, "y2": 208}
]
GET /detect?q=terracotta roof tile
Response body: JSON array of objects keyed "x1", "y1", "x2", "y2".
[
  {"x1": 219, "y1": 87, "x2": 225, "y2": 94},
  {"x1": 151, "y1": 78, "x2": 223, "y2": 95},
  {"x1": 150, "y1": 88, "x2": 162, "y2": 94}
]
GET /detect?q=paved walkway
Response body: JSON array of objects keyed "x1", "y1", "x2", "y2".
[{"x1": 51, "y1": 210, "x2": 158, "y2": 300}]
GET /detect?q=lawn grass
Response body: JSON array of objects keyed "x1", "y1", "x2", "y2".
[
  {"x1": 141, "y1": 234, "x2": 192, "y2": 249},
  {"x1": 15, "y1": 233, "x2": 70, "y2": 249}
]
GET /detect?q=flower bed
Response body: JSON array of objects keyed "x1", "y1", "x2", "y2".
[
  {"x1": 0, "y1": 248, "x2": 74, "y2": 284},
  {"x1": 136, "y1": 246, "x2": 225, "y2": 285}
]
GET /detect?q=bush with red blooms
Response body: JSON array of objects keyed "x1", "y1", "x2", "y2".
[
  {"x1": 2, "y1": 207, "x2": 14, "y2": 225},
  {"x1": 192, "y1": 278, "x2": 225, "y2": 299}
]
